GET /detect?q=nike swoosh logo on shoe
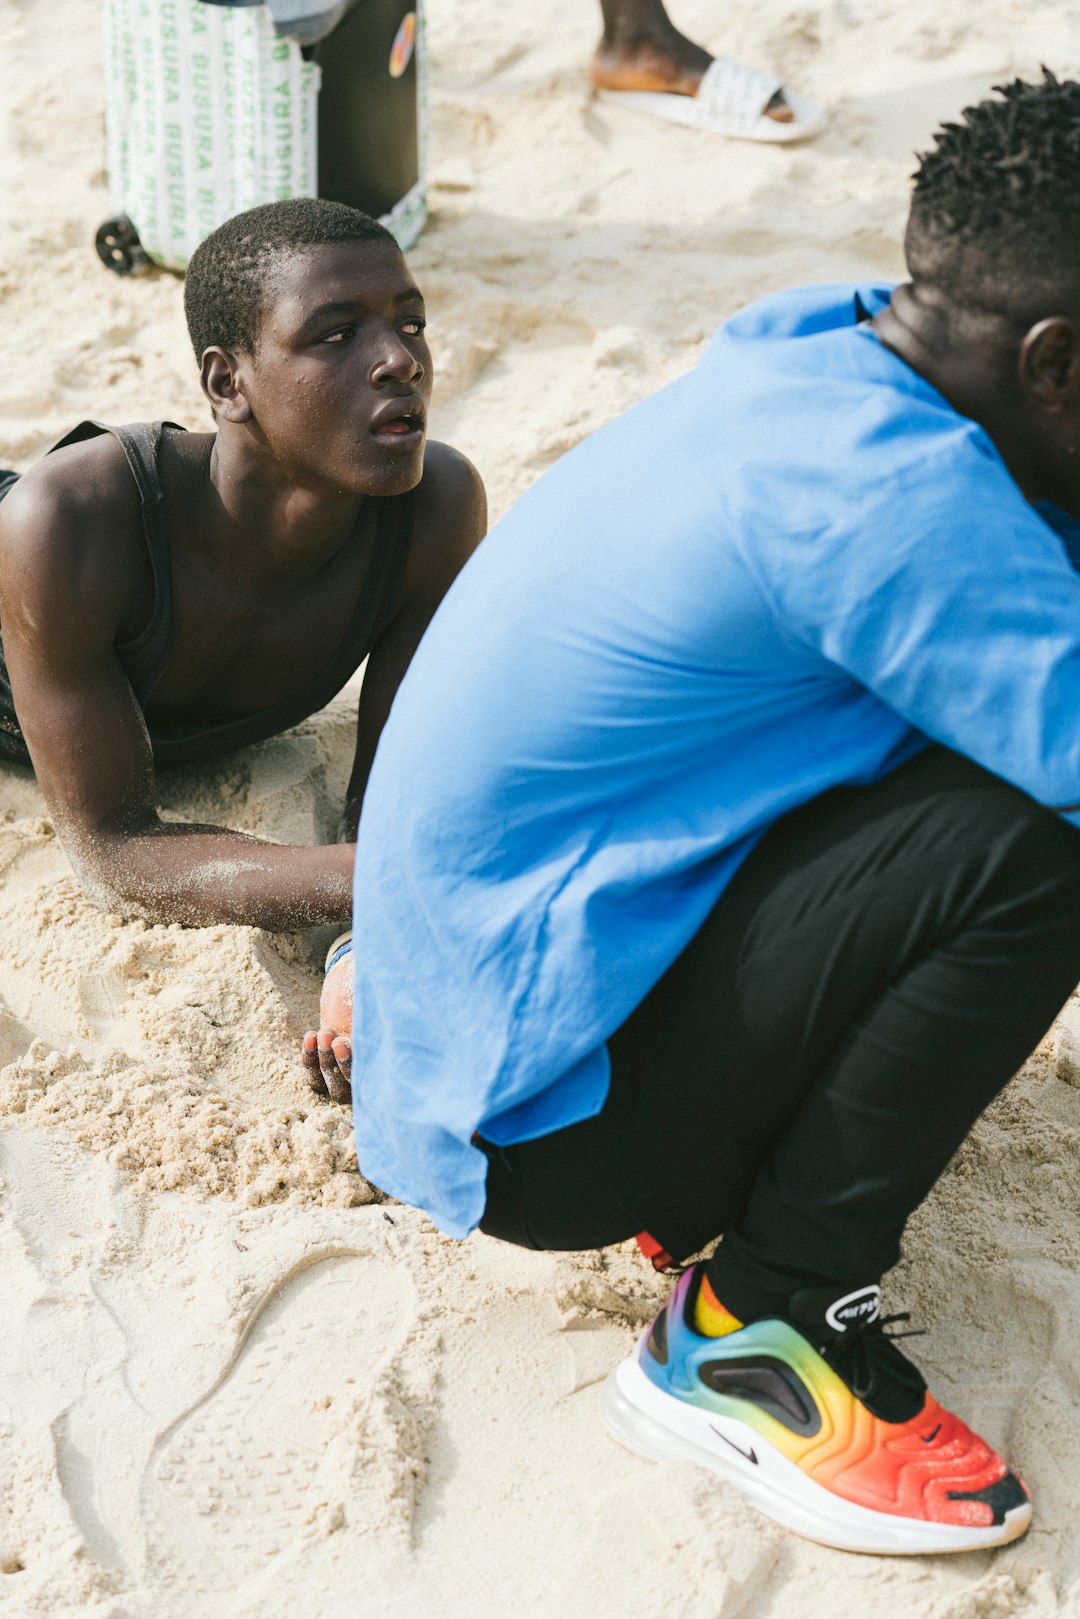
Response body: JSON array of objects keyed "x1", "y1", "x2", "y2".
[
  {"x1": 710, "y1": 1424, "x2": 758, "y2": 1465},
  {"x1": 921, "y1": 1424, "x2": 942, "y2": 1444}
]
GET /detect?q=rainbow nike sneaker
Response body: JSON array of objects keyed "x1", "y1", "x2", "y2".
[{"x1": 599, "y1": 1265, "x2": 1031, "y2": 1555}]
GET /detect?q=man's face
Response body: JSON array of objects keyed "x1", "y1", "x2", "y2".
[{"x1": 243, "y1": 239, "x2": 433, "y2": 498}]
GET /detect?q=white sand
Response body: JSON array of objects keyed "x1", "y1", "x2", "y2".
[{"x1": 2, "y1": 0, "x2": 1080, "y2": 1614}]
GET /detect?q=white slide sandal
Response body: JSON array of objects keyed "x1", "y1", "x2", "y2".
[{"x1": 600, "y1": 55, "x2": 826, "y2": 144}]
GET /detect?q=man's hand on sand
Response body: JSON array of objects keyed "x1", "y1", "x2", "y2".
[{"x1": 302, "y1": 1028, "x2": 352, "y2": 1104}]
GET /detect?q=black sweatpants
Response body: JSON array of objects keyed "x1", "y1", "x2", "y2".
[{"x1": 479, "y1": 747, "x2": 1080, "y2": 1321}]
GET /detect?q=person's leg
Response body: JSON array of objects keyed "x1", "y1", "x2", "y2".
[
  {"x1": 482, "y1": 746, "x2": 1080, "y2": 1283},
  {"x1": 572, "y1": 746, "x2": 1080, "y2": 1552},
  {"x1": 590, "y1": 0, "x2": 793, "y2": 121},
  {"x1": 701, "y1": 746, "x2": 1080, "y2": 1319}
]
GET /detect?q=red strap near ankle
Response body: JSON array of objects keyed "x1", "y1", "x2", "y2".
[{"x1": 636, "y1": 1230, "x2": 674, "y2": 1271}]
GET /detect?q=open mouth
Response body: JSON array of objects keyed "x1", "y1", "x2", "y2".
[{"x1": 370, "y1": 406, "x2": 425, "y2": 445}]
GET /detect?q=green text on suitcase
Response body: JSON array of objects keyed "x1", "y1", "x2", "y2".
[{"x1": 99, "y1": 0, "x2": 426, "y2": 272}]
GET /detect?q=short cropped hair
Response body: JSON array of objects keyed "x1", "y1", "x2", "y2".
[
  {"x1": 184, "y1": 197, "x2": 397, "y2": 359},
  {"x1": 906, "y1": 70, "x2": 1080, "y2": 316}
]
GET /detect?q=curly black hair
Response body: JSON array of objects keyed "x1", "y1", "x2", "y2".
[
  {"x1": 907, "y1": 70, "x2": 1080, "y2": 314},
  {"x1": 184, "y1": 197, "x2": 397, "y2": 360}
]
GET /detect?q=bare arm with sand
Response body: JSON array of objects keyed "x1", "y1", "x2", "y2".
[
  {"x1": 0, "y1": 474, "x2": 356, "y2": 930},
  {"x1": 0, "y1": 439, "x2": 486, "y2": 933}
]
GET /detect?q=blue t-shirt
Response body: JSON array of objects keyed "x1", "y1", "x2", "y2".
[{"x1": 352, "y1": 282, "x2": 1080, "y2": 1239}]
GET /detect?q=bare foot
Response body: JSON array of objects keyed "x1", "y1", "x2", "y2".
[
  {"x1": 589, "y1": 4, "x2": 794, "y2": 122},
  {"x1": 302, "y1": 1027, "x2": 352, "y2": 1104}
]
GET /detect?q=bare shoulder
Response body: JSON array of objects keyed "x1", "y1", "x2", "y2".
[
  {"x1": 410, "y1": 440, "x2": 487, "y2": 569},
  {"x1": 0, "y1": 433, "x2": 145, "y2": 644},
  {"x1": 417, "y1": 438, "x2": 485, "y2": 502},
  {"x1": 0, "y1": 433, "x2": 142, "y2": 583}
]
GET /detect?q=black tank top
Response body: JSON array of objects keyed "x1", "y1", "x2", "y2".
[{"x1": 0, "y1": 420, "x2": 415, "y2": 769}]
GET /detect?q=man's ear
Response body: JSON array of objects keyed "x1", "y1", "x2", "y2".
[
  {"x1": 200, "y1": 346, "x2": 253, "y2": 422},
  {"x1": 1019, "y1": 317, "x2": 1080, "y2": 407}
]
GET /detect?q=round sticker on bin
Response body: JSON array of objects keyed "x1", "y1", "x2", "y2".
[{"x1": 389, "y1": 12, "x2": 417, "y2": 78}]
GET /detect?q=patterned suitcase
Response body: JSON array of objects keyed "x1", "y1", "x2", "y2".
[{"x1": 97, "y1": 0, "x2": 426, "y2": 273}]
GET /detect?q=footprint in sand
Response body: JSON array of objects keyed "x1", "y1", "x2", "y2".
[
  {"x1": 142, "y1": 1252, "x2": 413, "y2": 1588},
  {"x1": 77, "y1": 964, "x2": 145, "y2": 1052}
]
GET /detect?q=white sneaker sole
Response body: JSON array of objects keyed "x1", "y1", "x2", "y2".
[{"x1": 599, "y1": 1355, "x2": 1032, "y2": 1556}]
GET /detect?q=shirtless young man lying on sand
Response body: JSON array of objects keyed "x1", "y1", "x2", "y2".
[
  {"x1": 337, "y1": 73, "x2": 1080, "y2": 1556},
  {"x1": 0, "y1": 198, "x2": 484, "y2": 1077}
]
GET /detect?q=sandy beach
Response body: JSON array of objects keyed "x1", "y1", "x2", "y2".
[{"x1": 3, "y1": 0, "x2": 1080, "y2": 1614}]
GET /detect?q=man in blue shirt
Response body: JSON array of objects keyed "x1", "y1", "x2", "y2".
[{"x1": 316, "y1": 72, "x2": 1080, "y2": 1553}]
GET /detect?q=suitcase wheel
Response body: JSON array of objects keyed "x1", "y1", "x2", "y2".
[{"x1": 95, "y1": 215, "x2": 151, "y2": 277}]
